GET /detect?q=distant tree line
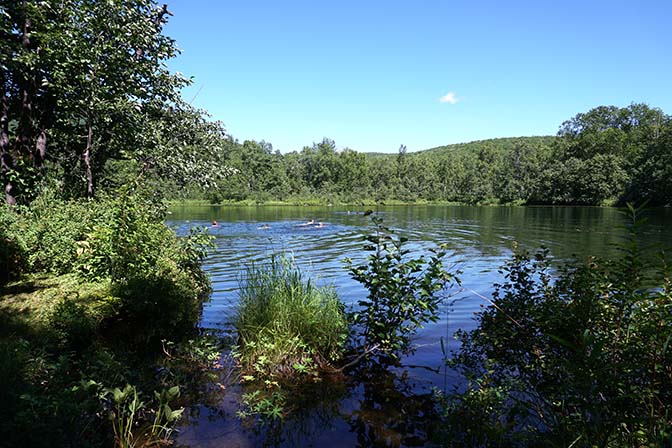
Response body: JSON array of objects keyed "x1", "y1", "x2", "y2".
[{"x1": 185, "y1": 103, "x2": 671, "y2": 206}]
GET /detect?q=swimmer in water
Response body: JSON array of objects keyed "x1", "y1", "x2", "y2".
[
  {"x1": 257, "y1": 224, "x2": 270, "y2": 230},
  {"x1": 314, "y1": 222, "x2": 326, "y2": 228},
  {"x1": 212, "y1": 220, "x2": 219, "y2": 227},
  {"x1": 298, "y1": 219, "x2": 315, "y2": 227}
]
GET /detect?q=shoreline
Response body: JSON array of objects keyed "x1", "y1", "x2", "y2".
[{"x1": 166, "y1": 198, "x2": 623, "y2": 208}]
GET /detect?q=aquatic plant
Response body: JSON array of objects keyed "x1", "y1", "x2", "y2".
[
  {"x1": 234, "y1": 256, "x2": 348, "y2": 382},
  {"x1": 233, "y1": 256, "x2": 348, "y2": 421},
  {"x1": 104, "y1": 384, "x2": 184, "y2": 448}
]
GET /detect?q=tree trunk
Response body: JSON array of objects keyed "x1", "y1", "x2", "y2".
[
  {"x1": 34, "y1": 129, "x2": 47, "y2": 172},
  {"x1": 83, "y1": 123, "x2": 94, "y2": 198},
  {"x1": 0, "y1": 92, "x2": 16, "y2": 206},
  {"x1": 16, "y1": 6, "x2": 34, "y2": 164}
]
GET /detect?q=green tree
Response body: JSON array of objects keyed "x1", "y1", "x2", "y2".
[
  {"x1": 495, "y1": 142, "x2": 548, "y2": 203},
  {"x1": 335, "y1": 148, "x2": 369, "y2": 200},
  {"x1": 1, "y1": 0, "x2": 230, "y2": 204},
  {"x1": 548, "y1": 103, "x2": 669, "y2": 204}
]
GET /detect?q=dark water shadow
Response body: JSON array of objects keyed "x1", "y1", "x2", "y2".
[{"x1": 177, "y1": 361, "x2": 444, "y2": 448}]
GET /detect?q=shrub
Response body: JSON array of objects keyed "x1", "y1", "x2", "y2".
[
  {"x1": 1, "y1": 186, "x2": 212, "y2": 342},
  {"x1": 11, "y1": 191, "x2": 108, "y2": 275},
  {"x1": 444, "y1": 204, "x2": 672, "y2": 447},
  {"x1": 48, "y1": 298, "x2": 97, "y2": 350},
  {"x1": 0, "y1": 186, "x2": 215, "y2": 447},
  {"x1": 0, "y1": 205, "x2": 25, "y2": 283},
  {"x1": 76, "y1": 188, "x2": 212, "y2": 339},
  {"x1": 345, "y1": 215, "x2": 458, "y2": 363}
]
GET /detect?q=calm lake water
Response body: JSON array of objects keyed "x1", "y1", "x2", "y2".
[{"x1": 168, "y1": 205, "x2": 672, "y2": 447}]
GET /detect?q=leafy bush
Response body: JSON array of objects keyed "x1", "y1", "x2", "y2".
[
  {"x1": 10, "y1": 191, "x2": 109, "y2": 275},
  {"x1": 1, "y1": 186, "x2": 212, "y2": 342},
  {"x1": 48, "y1": 298, "x2": 97, "y2": 350},
  {"x1": 0, "y1": 205, "x2": 25, "y2": 283},
  {"x1": 345, "y1": 215, "x2": 458, "y2": 363},
  {"x1": 75, "y1": 188, "x2": 212, "y2": 339},
  {"x1": 0, "y1": 176, "x2": 214, "y2": 445},
  {"x1": 443, "y1": 204, "x2": 672, "y2": 447}
]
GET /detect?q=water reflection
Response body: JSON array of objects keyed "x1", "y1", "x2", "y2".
[
  {"x1": 178, "y1": 365, "x2": 441, "y2": 448},
  {"x1": 347, "y1": 365, "x2": 440, "y2": 447}
]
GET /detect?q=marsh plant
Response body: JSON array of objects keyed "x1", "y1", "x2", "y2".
[
  {"x1": 100, "y1": 384, "x2": 183, "y2": 448},
  {"x1": 233, "y1": 256, "x2": 348, "y2": 419},
  {"x1": 234, "y1": 256, "x2": 348, "y2": 382}
]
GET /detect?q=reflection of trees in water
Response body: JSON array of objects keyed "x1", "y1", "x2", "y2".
[
  {"x1": 348, "y1": 364, "x2": 440, "y2": 448},
  {"x1": 243, "y1": 365, "x2": 440, "y2": 448},
  {"x1": 243, "y1": 377, "x2": 349, "y2": 447}
]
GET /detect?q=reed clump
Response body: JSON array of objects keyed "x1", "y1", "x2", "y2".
[{"x1": 234, "y1": 256, "x2": 348, "y2": 382}]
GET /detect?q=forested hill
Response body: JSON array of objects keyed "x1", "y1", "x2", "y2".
[
  {"x1": 419, "y1": 136, "x2": 557, "y2": 157},
  {"x1": 361, "y1": 136, "x2": 555, "y2": 159},
  {"x1": 176, "y1": 104, "x2": 671, "y2": 206}
]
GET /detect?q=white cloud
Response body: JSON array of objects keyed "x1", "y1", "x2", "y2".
[{"x1": 439, "y1": 92, "x2": 459, "y2": 104}]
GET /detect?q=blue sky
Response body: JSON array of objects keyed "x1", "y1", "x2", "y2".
[{"x1": 165, "y1": 0, "x2": 672, "y2": 153}]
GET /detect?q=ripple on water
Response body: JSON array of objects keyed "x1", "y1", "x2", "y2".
[{"x1": 169, "y1": 204, "x2": 672, "y2": 381}]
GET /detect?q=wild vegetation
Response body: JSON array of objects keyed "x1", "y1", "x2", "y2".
[
  {"x1": 233, "y1": 217, "x2": 458, "y2": 422},
  {"x1": 235, "y1": 257, "x2": 347, "y2": 380},
  {"x1": 0, "y1": 1, "x2": 227, "y2": 446},
  {"x1": 2, "y1": 0, "x2": 672, "y2": 446},
  {"x1": 345, "y1": 215, "x2": 458, "y2": 363},
  {"x1": 0, "y1": 188, "x2": 218, "y2": 447},
  {"x1": 233, "y1": 257, "x2": 348, "y2": 419},
  {"x1": 438, "y1": 204, "x2": 672, "y2": 447}
]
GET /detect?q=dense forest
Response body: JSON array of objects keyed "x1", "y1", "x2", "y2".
[{"x1": 178, "y1": 103, "x2": 672, "y2": 206}]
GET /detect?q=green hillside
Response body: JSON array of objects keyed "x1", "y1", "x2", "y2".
[{"x1": 419, "y1": 136, "x2": 557, "y2": 157}]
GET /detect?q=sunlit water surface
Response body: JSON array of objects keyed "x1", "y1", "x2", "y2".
[{"x1": 168, "y1": 205, "x2": 672, "y2": 447}]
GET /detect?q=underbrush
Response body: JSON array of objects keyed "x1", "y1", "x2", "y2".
[
  {"x1": 440, "y1": 204, "x2": 672, "y2": 447},
  {"x1": 2, "y1": 186, "x2": 212, "y2": 339},
  {"x1": 0, "y1": 186, "x2": 218, "y2": 447}
]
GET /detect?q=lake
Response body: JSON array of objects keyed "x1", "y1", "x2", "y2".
[{"x1": 168, "y1": 205, "x2": 672, "y2": 447}]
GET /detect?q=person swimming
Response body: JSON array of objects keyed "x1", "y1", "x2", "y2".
[
  {"x1": 257, "y1": 224, "x2": 270, "y2": 230},
  {"x1": 298, "y1": 219, "x2": 315, "y2": 227},
  {"x1": 212, "y1": 220, "x2": 219, "y2": 227}
]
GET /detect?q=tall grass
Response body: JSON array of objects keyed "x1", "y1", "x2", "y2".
[{"x1": 234, "y1": 256, "x2": 348, "y2": 380}]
